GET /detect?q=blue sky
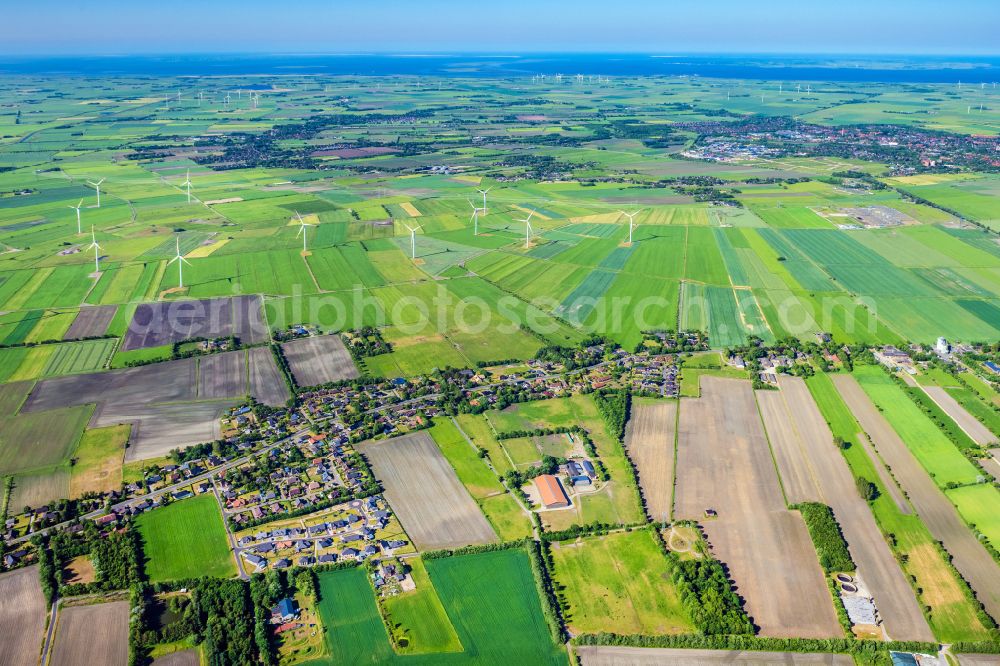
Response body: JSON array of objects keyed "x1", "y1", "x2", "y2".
[{"x1": 2, "y1": 0, "x2": 997, "y2": 55}]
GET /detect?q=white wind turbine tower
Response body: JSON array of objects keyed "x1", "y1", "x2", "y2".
[
  {"x1": 168, "y1": 235, "x2": 192, "y2": 289},
  {"x1": 69, "y1": 199, "x2": 83, "y2": 234},
  {"x1": 620, "y1": 210, "x2": 640, "y2": 245},
  {"x1": 476, "y1": 186, "x2": 492, "y2": 215},
  {"x1": 295, "y1": 211, "x2": 315, "y2": 253},
  {"x1": 181, "y1": 170, "x2": 193, "y2": 203},
  {"x1": 517, "y1": 210, "x2": 536, "y2": 249},
  {"x1": 468, "y1": 199, "x2": 485, "y2": 236},
  {"x1": 404, "y1": 223, "x2": 422, "y2": 259},
  {"x1": 88, "y1": 178, "x2": 106, "y2": 208},
  {"x1": 198, "y1": 91, "x2": 204, "y2": 106},
  {"x1": 87, "y1": 226, "x2": 103, "y2": 274}
]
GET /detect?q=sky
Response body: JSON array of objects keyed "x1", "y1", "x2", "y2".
[{"x1": 1, "y1": 0, "x2": 997, "y2": 56}]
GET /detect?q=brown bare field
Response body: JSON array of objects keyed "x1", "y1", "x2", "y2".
[
  {"x1": 198, "y1": 351, "x2": 247, "y2": 399},
  {"x1": 64, "y1": 305, "x2": 117, "y2": 340},
  {"x1": 856, "y1": 431, "x2": 913, "y2": 515},
  {"x1": 152, "y1": 650, "x2": 200, "y2": 666},
  {"x1": 116, "y1": 401, "x2": 235, "y2": 462},
  {"x1": 833, "y1": 374, "x2": 1000, "y2": 620},
  {"x1": 282, "y1": 335, "x2": 359, "y2": 387},
  {"x1": 23, "y1": 357, "x2": 241, "y2": 462},
  {"x1": 10, "y1": 468, "x2": 70, "y2": 510},
  {"x1": 982, "y1": 453, "x2": 1000, "y2": 482},
  {"x1": 922, "y1": 386, "x2": 998, "y2": 446},
  {"x1": 757, "y1": 376, "x2": 933, "y2": 641},
  {"x1": 248, "y1": 347, "x2": 291, "y2": 406},
  {"x1": 122, "y1": 296, "x2": 266, "y2": 351},
  {"x1": 64, "y1": 555, "x2": 96, "y2": 585},
  {"x1": 623, "y1": 400, "x2": 676, "y2": 522},
  {"x1": 956, "y1": 655, "x2": 1000, "y2": 666},
  {"x1": 358, "y1": 431, "x2": 496, "y2": 550},
  {"x1": 51, "y1": 600, "x2": 128, "y2": 666},
  {"x1": 675, "y1": 376, "x2": 840, "y2": 638},
  {"x1": 576, "y1": 646, "x2": 854, "y2": 665},
  {"x1": 0, "y1": 566, "x2": 47, "y2": 666}
]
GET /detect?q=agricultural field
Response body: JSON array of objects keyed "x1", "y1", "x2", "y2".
[
  {"x1": 357, "y1": 432, "x2": 497, "y2": 550},
  {"x1": 135, "y1": 495, "x2": 237, "y2": 583},
  {"x1": 0, "y1": 567, "x2": 48, "y2": 666},
  {"x1": 549, "y1": 529, "x2": 693, "y2": 635},
  {"x1": 314, "y1": 548, "x2": 567, "y2": 665},
  {"x1": 623, "y1": 400, "x2": 676, "y2": 521},
  {"x1": 675, "y1": 376, "x2": 840, "y2": 638},
  {"x1": 5, "y1": 61, "x2": 1000, "y2": 660},
  {"x1": 50, "y1": 601, "x2": 129, "y2": 666},
  {"x1": 280, "y1": 334, "x2": 359, "y2": 386}
]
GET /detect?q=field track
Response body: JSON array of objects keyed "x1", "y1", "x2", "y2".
[
  {"x1": 0, "y1": 566, "x2": 47, "y2": 666},
  {"x1": 921, "y1": 386, "x2": 997, "y2": 446},
  {"x1": 833, "y1": 373, "x2": 1000, "y2": 620},
  {"x1": 358, "y1": 431, "x2": 496, "y2": 550},
  {"x1": 757, "y1": 376, "x2": 933, "y2": 641},
  {"x1": 50, "y1": 600, "x2": 128, "y2": 666},
  {"x1": 282, "y1": 334, "x2": 359, "y2": 387},
  {"x1": 623, "y1": 401, "x2": 676, "y2": 521},
  {"x1": 577, "y1": 646, "x2": 854, "y2": 665},
  {"x1": 675, "y1": 376, "x2": 840, "y2": 638}
]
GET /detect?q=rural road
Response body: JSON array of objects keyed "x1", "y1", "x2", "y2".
[{"x1": 39, "y1": 597, "x2": 59, "y2": 666}]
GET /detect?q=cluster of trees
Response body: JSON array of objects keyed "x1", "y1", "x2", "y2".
[
  {"x1": 593, "y1": 389, "x2": 631, "y2": 443},
  {"x1": 793, "y1": 503, "x2": 855, "y2": 574},
  {"x1": 572, "y1": 633, "x2": 940, "y2": 664},
  {"x1": 343, "y1": 327, "x2": 392, "y2": 360},
  {"x1": 649, "y1": 527, "x2": 753, "y2": 635}
]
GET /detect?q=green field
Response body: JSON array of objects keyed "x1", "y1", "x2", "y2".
[
  {"x1": 946, "y1": 484, "x2": 1000, "y2": 550},
  {"x1": 806, "y1": 372, "x2": 994, "y2": 642},
  {"x1": 853, "y1": 365, "x2": 982, "y2": 487},
  {"x1": 135, "y1": 494, "x2": 236, "y2": 582},
  {"x1": 549, "y1": 529, "x2": 693, "y2": 635},
  {"x1": 311, "y1": 548, "x2": 567, "y2": 665}
]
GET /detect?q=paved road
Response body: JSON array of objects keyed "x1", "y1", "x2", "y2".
[{"x1": 39, "y1": 598, "x2": 59, "y2": 666}]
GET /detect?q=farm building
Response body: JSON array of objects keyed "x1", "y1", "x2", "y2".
[{"x1": 535, "y1": 474, "x2": 570, "y2": 509}]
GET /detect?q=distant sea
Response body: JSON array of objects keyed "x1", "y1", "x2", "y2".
[{"x1": 0, "y1": 53, "x2": 997, "y2": 83}]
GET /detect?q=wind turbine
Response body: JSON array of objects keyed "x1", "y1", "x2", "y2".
[
  {"x1": 88, "y1": 178, "x2": 106, "y2": 208},
  {"x1": 69, "y1": 199, "x2": 83, "y2": 234},
  {"x1": 181, "y1": 170, "x2": 193, "y2": 203},
  {"x1": 87, "y1": 226, "x2": 102, "y2": 274},
  {"x1": 168, "y1": 235, "x2": 191, "y2": 288},
  {"x1": 476, "y1": 186, "x2": 492, "y2": 216},
  {"x1": 620, "y1": 210, "x2": 640, "y2": 245},
  {"x1": 468, "y1": 200, "x2": 485, "y2": 235},
  {"x1": 295, "y1": 211, "x2": 315, "y2": 253},
  {"x1": 404, "y1": 223, "x2": 422, "y2": 259},
  {"x1": 516, "y1": 210, "x2": 535, "y2": 249}
]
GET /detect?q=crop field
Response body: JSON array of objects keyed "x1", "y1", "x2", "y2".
[
  {"x1": 50, "y1": 601, "x2": 129, "y2": 666},
  {"x1": 623, "y1": 400, "x2": 676, "y2": 521},
  {"x1": 946, "y1": 484, "x2": 1000, "y2": 550},
  {"x1": 42, "y1": 339, "x2": 116, "y2": 376},
  {"x1": 0, "y1": 567, "x2": 47, "y2": 666},
  {"x1": 550, "y1": 529, "x2": 693, "y2": 635},
  {"x1": 122, "y1": 295, "x2": 266, "y2": 351},
  {"x1": 756, "y1": 376, "x2": 934, "y2": 641},
  {"x1": 281, "y1": 334, "x2": 358, "y2": 386},
  {"x1": 852, "y1": 366, "x2": 981, "y2": 487},
  {"x1": 358, "y1": 431, "x2": 497, "y2": 550},
  {"x1": 832, "y1": 372, "x2": 1000, "y2": 621},
  {"x1": 675, "y1": 376, "x2": 840, "y2": 638},
  {"x1": 69, "y1": 424, "x2": 129, "y2": 497},
  {"x1": 135, "y1": 495, "x2": 236, "y2": 582},
  {"x1": 247, "y1": 346, "x2": 290, "y2": 406},
  {"x1": 921, "y1": 385, "x2": 998, "y2": 446},
  {"x1": 64, "y1": 304, "x2": 117, "y2": 339},
  {"x1": 314, "y1": 548, "x2": 567, "y2": 665}
]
